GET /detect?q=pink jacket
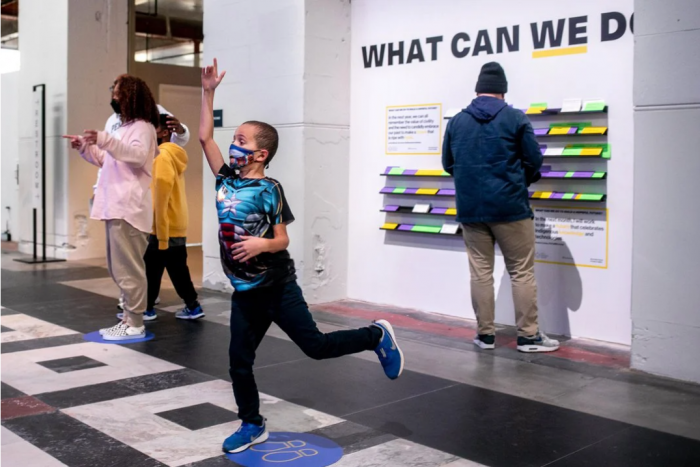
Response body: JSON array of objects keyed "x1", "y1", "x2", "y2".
[{"x1": 80, "y1": 120, "x2": 159, "y2": 233}]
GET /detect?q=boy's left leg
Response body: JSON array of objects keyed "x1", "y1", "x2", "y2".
[{"x1": 272, "y1": 281, "x2": 404, "y2": 379}]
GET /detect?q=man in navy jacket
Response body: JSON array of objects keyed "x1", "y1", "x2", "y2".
[{"x1": 442, "y1": 62, "x2": 559, "y2": 353}]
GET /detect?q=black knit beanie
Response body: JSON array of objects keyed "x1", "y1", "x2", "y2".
[{"x1": 475, "y1": 62, "x2": 508, "y2": 94}]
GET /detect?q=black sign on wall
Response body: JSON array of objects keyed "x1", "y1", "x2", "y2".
[{"x1": 213, "y1": 109, "x2": 223, "y2": 128}]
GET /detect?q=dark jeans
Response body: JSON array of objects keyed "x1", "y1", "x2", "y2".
[
  {"x1": 229, "y1": 280, "x2": 382, "y2": 425},
  {"x1": 145, "y1": 242, "x2": 198, "y2": 310}
]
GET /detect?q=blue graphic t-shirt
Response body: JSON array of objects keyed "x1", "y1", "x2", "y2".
[{"x1": 216, "y1": 164, "x2": 296, "y2": 292}]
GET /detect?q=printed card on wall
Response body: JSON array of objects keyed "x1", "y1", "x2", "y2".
[
  {"x1": 386, "y1": 104, "x2": 442, "y2": 155},
  {"x1": 534, "y1": 207, "x2": 608, "y2": 268}
]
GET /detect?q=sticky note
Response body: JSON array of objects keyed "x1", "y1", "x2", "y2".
[
  {"x1": 413, "y1": 203, "x2": 432, "y2": 213},
  {"x1": 398, "y1": 224, "x2": 414, "y2": 231},
  {"x1": 440, "y1": 223, "x2": 460, "y2": 235},
  {"x1": 388, "y1": 167, "x2": 404, "y2": 175},
  {"x1": 562, "y1": 147, "x2": 583, "y2": 156},
  {"x1": 381, "y1": 223, "x2": 398, "y2": 230},
  {"x1": 592, "y1": 172, "x2": 606, "y2": 179},
  {"x1": 534, "y1": 128, "x2": 550, "y2": 136},
  {"x1": 445, "y1": 208, "x2": 457, "y2": 216},
  {"x1": 602, "y1": 144, "x2": 612, "y2": 159},
  {"x1": 415, "y1": 169, "x2": 447, "y2": 176},
  {"x1": 544, "y1": 147, "x2": 564, "y2": 156},
  {"x1": 531, "y1": 191, "x2": 544, "y2": 199},
  {"x1": 580, "y1": 147, "x2": 603, "y2": 156},
  {"x1": 393, "y1": 187, "x2": 406, "y2": 194},
  {"x1": 565, "y1": 172, "x2": 576, "y2": 178},
  {"x1": 412, "y1": 225, "x2": 442, "y2": 234},
  {"x1": 562, "y1": 98, "x2": 582, "y2": 113},
  {"x1": 562, "y1": 193, "x2": 575, "y2": 200},
  {"x1": 578, "y1": 194, "x2": 604, "y2": 201},
  {"x1": 549, "y1": 127, "x2": 571, "y2": 135},
  {"x1": 416, "y1": 188, "x2": 439, "y2": 195},
  {"x1": 431, "y1": 207, "x2": 448, "y2": 215},
  {"x1": 384, "y1": 205, "x2": 400, "y2": 212},
  {"x1": 580, "y1": 127, "x2": 607, "y2": 135},
  {"x1": 583, "y1": 100, "x2": 606, "y2": 112}
]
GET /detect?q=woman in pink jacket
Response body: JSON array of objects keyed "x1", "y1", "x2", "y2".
[{"x1": 65, "y1": 75, "x2": 159, "y2": 340}]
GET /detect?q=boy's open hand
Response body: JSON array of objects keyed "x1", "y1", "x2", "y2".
[
  {"x1": 232, "y1": 236, "x2": 268, "y2": 262},
  {"x1": 202, "y1": 58, "x2": 226, "y2": 91}
]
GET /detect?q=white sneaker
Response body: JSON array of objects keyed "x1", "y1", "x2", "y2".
[
  {"x1": 99, "y1": 322, "x2": 127, "y2": 336},
  {"x1": 517, "y1": 331, "x2": 560, "y2": 353},
  {"x1": 102, "y1": 324, "x2": 146, "y2": 341}
]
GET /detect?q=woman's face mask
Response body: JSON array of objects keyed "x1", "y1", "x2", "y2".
[
  {"x1": 229, "y1": 143, "x2": 257, "y2": 169},
  {"x1": 110, "y1": 99, "x2": 121, "y2": 115}
]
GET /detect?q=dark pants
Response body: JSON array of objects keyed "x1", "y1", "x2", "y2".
[
  {"x1": 229, "y1": 280, "x2": 382, "y2": 425},
  {"x1": 145, "y1": 242, "x2": 198, "y2": 311}
]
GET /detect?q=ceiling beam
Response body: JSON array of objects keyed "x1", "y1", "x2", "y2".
[{"x1": 135, "y1": 13, "x2": 203, "y2": 42}]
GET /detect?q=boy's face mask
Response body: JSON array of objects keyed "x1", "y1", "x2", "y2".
[{"x1": 229, "y1": 143, "x2": 258, "y2": 169}]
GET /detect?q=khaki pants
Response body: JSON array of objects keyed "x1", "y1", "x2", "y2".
[
  {"x1": 462, "y1": 218, "x2": 539, "y2": 337},
  {"x1": 105, "y1": 219, "x2": 148, "y2": 327}
]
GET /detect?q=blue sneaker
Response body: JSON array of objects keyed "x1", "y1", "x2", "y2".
[
  {"x1": 222, "y1": 421, "x2": 269, "y2": 453},
  {"x1": 175, "y1": 305, "x2": 205, "y2": 320},
  {"x1": 115, "y1": 309, "x2": 157, "y2": 321},
  {"x1": 372, "y1": 319, "x2": 404, "y2": 380}
]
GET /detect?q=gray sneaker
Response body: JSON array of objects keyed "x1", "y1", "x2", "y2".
[{"x1": 517, "y1": 331, "x2": 560, "y2": 353}]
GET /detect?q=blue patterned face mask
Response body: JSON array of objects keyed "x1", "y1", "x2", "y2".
[{"x1": 229, "y1": 143, "x2": 257, "y2": 169}]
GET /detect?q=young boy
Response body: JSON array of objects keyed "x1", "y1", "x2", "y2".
[
  {"x1": 117, "y1": 114, "x2": 204, "y2": 322},
  {"x1": 199, "y1": 59, "x2": 405, "y2": 454}
]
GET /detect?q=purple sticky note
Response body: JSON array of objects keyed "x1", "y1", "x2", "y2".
[
  {"x1": 384, "y1": 205, "x2": 399, "y2": 212},
  {"x1": 398, "y1": 224, "x2": 414, "y2": 231},
  {"x1": 431, "y1": 207, "x2": 448, "y2": 215},
  {"x1": 380, "y1": 187, "x2": 394, "y2": 194},
  {"x1": 384, "y1": 166, "x2": 398, "y2": 174},
  {"x1": 528, "y1": 191, "x2": 535, "y2": 197},
  {"x1": 539, "y1": 145, "x2": 547, "y2": 154},
  {"x1": 534, "y1": 128, "x2": 549, "y2": 136},
  {"x1": 403, "y1": 169, "x2": 418, "y2": 176},
  {"x1": 576, "y1": 171, "x2": 594, "y2": 178},
  {"x1": 550, "y1": 192, "x2": 565, "y2": 199},
  {"x1": 404, "y1": 188, "x2": 418, "y2": 195},
  {"x1": 438, "y1": 189, "x2": 456, "y2": 196},
  {"x1": 568, "y1": 127, "x2": 578, "y2": 135},
  {"x1": 541, "y1": 165, "x2": 552, "y2": 172},
  {"x1": 543, "y1": 171, "x2": 567, "y2": 178}
]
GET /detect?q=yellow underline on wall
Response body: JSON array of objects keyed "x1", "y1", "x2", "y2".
[{"x1": 532, "y1": 45, "x2": 588, "y2": 59}]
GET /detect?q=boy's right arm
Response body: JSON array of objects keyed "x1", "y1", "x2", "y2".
[{"x1": 199, "y1": 59, "x2": 227, "y2": 176}]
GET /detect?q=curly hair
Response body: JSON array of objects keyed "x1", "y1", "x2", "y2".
[{"x1": 114, "y1": 75, "x2": 159, "y2": 127}]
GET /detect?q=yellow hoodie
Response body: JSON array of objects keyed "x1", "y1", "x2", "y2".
[{"x1": 152, "y1": 142, "x2": 189, "y2": 249}]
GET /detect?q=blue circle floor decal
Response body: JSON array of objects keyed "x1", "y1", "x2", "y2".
[
  {"x1": 225, "y1": 432, "x2": 343, "y2": 466},
  {"x1": 83, "y1": 330, "x2": 155, "y2": 344}
]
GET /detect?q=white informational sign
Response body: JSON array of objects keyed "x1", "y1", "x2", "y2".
[
  {"x1": 412, "y1": 203, "x2": 431, "y2": 213},
  {"x1": 534, "y1": 207, "x2": 608, "y2": 268},
  {"x1": 386, "y1": 103, "x2": 442, "y2": 155},
  {"x1": 32, "y1": 87, "x2": 43, "y2": 209}
]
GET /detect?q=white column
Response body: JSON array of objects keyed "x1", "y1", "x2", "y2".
[
  {"x1": 631, "y1": 0, "x2": 700, "y2": 383},
  {"x1": 202, "y1": 0, "x2": 351, "y2": 303}
]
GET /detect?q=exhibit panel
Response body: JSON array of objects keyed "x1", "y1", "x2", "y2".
[{"x1": 348, "y1": 0, "x2": 634, "y2": 344}]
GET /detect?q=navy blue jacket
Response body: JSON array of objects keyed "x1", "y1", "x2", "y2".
[{"x1": 442, "y1": 96, "x2": 543, "y2": 224}]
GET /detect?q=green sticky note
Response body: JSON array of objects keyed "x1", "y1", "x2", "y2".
[
  {"x1": 393, "y1": 187, "x2": 406, "y2": 194},
  {"x1": 388, "y1": 168, "x2": 404, "y2": 175},
  {"x1": 562, "y1": 193, "x2": 575, "y2": 200},
  {"x1": 565, "y1": 172, "x2": 575, "y2": 178},
  {"x1": 578, "y1": 193, "x2": 604, "y2": 201},
  {"x1": 412, "y1": 225, "x2": 442, "y2": 234},
  {"x1": 602, "y1": 144, "x2": 611, "y2": 159},
  {"x1": 530, "y1": 102, "x2": 548, "y2": 108},
  {"x1": 549, "y1": 122, "x2": 592, "y2": 129},
  {"x1": 441, "y1": 171, "x2": 451, "y2": 177},
  {"x1": 562, "y1": 147, "x2": 582, "y2": 156},
  {"x1": 584, "y1": 102, "x2": 606, "y2": 111},
  {"x1": 592, "y1": 172, "x2": 606, "y2": 179}
]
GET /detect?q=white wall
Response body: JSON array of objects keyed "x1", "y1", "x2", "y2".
[
  {"x1": 631, "y1": 0, "x2": 700, "y2": 383},
  {"x1": 1, "y1": 72, "x2": 20, "y2": 241},
  {"x1": 202, "y1": 0, "x2": 351, "y2": 302},
  {"x1": 348, "y1": 0, "x2": 635, "y2": 344}
]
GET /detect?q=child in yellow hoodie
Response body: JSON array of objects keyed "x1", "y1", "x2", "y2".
[{"x1": 134, "y1": 114, "x2": 203, "y2": 321}]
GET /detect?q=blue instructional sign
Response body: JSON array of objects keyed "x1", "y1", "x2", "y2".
[
  {"x1": 83, "y1": 330, "x2": 155, "y2": 344},
  {"x1": 226, "y1": 432, "x2": 343, "y2": 466}
]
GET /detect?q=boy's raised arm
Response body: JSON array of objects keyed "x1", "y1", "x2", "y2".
[{"x1": 199, "y1": 58, "x2": 227, "y2": 176}]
